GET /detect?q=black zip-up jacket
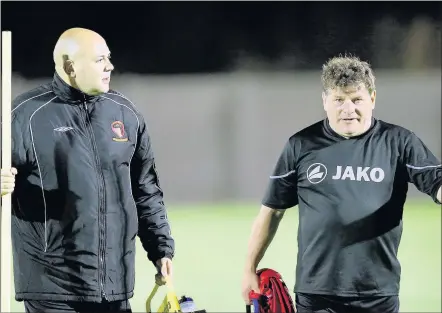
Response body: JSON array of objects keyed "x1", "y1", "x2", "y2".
[{"x1": 10, "y1": 73, "x2": 175, "y2": 302}]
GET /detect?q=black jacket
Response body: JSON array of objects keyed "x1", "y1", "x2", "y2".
[{"x1": 11, "y1": 73, "x2": 175, "y2": 302}]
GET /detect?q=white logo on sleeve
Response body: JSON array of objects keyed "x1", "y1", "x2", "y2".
[{"x1": 307, "y1": 163, "x2": 328, "y2": 184}]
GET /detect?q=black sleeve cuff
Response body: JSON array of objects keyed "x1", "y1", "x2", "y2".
[
  {"x1": 149, "y1": 250, "x2": 174, "y2": 265},
  {"x1": 262, "y1": 201, "x2": 293, "y2": 210}
]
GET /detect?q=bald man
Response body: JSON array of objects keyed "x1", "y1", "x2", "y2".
[{"x1": 3, "y1": 28, "x2": 175, "y2": 313}]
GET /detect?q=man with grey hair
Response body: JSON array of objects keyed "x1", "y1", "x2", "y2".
[{"x1": 241, "y1": 55, "x2": 441, "y2": 312}]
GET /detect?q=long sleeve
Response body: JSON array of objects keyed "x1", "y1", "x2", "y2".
[
  {"x1": 130, "y1": 114, "x2": 175, "y2": 264},
  {"x1": 11, "y1": 106, "x2": 28, "y2": 172}
]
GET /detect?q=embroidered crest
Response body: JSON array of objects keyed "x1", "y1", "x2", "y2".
[{"x1": 111, "y1": 121, "x2": 128, "y2": 142}]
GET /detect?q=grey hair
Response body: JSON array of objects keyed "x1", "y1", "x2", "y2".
[{"x1": 321, "y1": 54, "x2": 376, "y2": 94}]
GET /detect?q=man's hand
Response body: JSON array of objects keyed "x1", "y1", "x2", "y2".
[
  {"x1": 241, "y1": 205, "x2": 285, "y2": 304},
  {"x1": 1, "y1": 167, "x2": 17, "y2": 197},
  {"x1": 155, "y1": 257, "x2": 173, "y2": 286},
  {"x1": 241, "y1": 270, "x2": 260, "y2": 304}
]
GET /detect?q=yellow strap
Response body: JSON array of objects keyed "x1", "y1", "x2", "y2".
[
  {"x1": 146, "y1": 277, "x2": 181, "y2": 313},
  {"x1": 145, "y1": 284, "x2": 160, "y2": 312},
  {"x1": 165, "y1": 277, "x2": 181, "y2": 312}
]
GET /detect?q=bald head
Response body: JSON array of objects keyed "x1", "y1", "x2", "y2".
[
  {"x1": 53, "y1": 28, "x2": 107, "y2": 66},
  {"x1": 53, "y1": 28, "x2": 114, "y2": 95}
]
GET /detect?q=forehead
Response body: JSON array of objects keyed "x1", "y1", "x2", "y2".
[
  {"x1": 329, "y1": 84, "x2": 369, "y2": 97},
  {"x1": 77, "y1": 39, "x2": 110, "y2": 59},
  {"x1": 93, "y1": 40, "x2": 110, "y2": 56}
]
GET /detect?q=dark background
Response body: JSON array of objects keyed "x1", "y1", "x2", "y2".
[
  {"x1": 1, "y1": 1, "x2": 441, "y2": 203},
  {"x1": 1, "y1": 4, "x2": 441, "y2": 311},
  {"x1": 2, "y1": 1, "x2": 441, "y2": 78}
]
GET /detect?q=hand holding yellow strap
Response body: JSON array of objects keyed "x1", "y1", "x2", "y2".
[{"x1": 145, "y1": 276, "x2": 181, "y2": 313}]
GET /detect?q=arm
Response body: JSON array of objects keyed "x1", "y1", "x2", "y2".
[
  {"x1": 3, "y1": 108, "x2": 28, "y2": 197},
  {"x1": 244, "y1": 205, "x2": 285, "y2": 272},
  {"x1": 130, "y1": 114, "x2": 175, "y2": 265},
  {"x1": 11, "y1": 108, "x2": 27, "y2": 171},
  {"x1": 401, "y1": 131, "x2": 442, "y2": 204},
  {"x1": 245, "y1": 138, "x2": 299, "y2": 271}
]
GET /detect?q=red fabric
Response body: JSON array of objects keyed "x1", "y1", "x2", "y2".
[{"x1": 249, "y1": 268, "x2": 296, "y2": 313}]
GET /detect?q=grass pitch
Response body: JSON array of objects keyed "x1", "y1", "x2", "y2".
[{"x1": 10, "y1": 199, "x2": 441, "y2": 312}]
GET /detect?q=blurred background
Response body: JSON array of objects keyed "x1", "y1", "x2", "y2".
[
  {"x1": 2, "y1": 1, "x2": 441, "y2": 204},
  {"x1": 2, "y1": 1, "x2": 441, "y2": 312}
]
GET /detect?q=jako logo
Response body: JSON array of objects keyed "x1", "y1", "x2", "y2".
[
  {"x1": 307, "y1": 163, "x2": 328, "y2": 184},
  {"x1": 332, "y1": 166, "x2": 385, "y2": 182}
]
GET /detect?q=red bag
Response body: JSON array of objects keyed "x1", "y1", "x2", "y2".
[{"x1": 247, "y1": 268, "x2": 296, "y2": 313}]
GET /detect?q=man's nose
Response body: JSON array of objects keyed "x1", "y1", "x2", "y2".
[
  {"x1": 106, "y1": 61, "x2": 114, "y2": 71},
  {"x1": 342, "y1": 100, "x2": 356, "y2": 113}
]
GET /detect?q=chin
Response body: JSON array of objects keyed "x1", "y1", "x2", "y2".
[
  {"x1": 338, "y1": 124, "x2": 362, "y2": 137},
  {"x1": 96, "y1": 85, "x2": 110, "y2": 94}
]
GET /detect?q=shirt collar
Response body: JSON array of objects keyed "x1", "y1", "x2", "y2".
[{"x1": 323, "y1": 117, "x2": 377, "y2": 140}]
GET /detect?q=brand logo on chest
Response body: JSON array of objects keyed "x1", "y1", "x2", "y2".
[
  {"x1": 307, "y1": 163, "x2": 328, "y2": 184},
  {"x1": 332, "y1": 166, "x2": 385, "y2": 182},
  {"x1": 306, "y1": 164, "x2": 385, "y2": 184}
]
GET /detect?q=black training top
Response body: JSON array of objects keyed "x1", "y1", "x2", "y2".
[{"x1": 262, "y1": 117, "x2": 441, "y2": 297}]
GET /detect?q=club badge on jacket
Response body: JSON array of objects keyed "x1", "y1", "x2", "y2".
[{"x1": 112, "y1": 120, "x2": 128, "y2": 142}]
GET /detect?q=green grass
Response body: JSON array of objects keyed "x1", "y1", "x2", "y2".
[{"x1": 9, "y1": 199, "x2": 441, "y2": 312}]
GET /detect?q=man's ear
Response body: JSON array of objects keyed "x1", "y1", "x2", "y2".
[
  {"x1": 370, "y1": 90, "x2": 376, "y2": 109},
  {"x1": 62, "y1": 55, "x2": 75, "y2": 78},
  {"x1": 322, "y1": 91, "x2": 327, "y2": 111}
]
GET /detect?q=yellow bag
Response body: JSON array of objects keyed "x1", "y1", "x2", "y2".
[{"x1": 146, "y1": 278, "x2": 182, "y2": 313}]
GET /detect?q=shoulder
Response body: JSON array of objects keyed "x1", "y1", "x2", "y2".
[
  {"x1": 286, "y1": 120, "x2": 325, "y2": 146},
  {"x1": 376, "y1": 119, "x2": 412, "y2": 134},
  {"x1": 101, "y1": 89, "x2": 146, "y2": 121},
  {"x1": 102, "y1": 90, "x2": 139, "y2": 113},
  {"x1": 12, "y1": 83, "x2": 55, "y2": 118},
  {"x1": 279, "y1": 120, "x2": 325, "y2": 157},
  {"x1": 294, "y1": 120, "x2": 325, "y2": 138},
  {"x1": 374, "y1": 119, "x2": 415, "y2": 142}
]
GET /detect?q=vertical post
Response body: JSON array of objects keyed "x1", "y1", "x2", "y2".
[{"x1": 1, "y1": 30, "x2": 12, "y2": 313}]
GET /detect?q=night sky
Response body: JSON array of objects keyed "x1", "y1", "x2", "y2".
[{"x1": 2, "y1": 1, "x2": 441, "y2": 78}]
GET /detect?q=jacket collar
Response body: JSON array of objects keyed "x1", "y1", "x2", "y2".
[{"x1": 51, "y1": 72, "x2": 101, "y2": 104}]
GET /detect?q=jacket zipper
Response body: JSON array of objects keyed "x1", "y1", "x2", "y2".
[{"x1": 81, "y1": 100, "x2": 107, "y2": 300}]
